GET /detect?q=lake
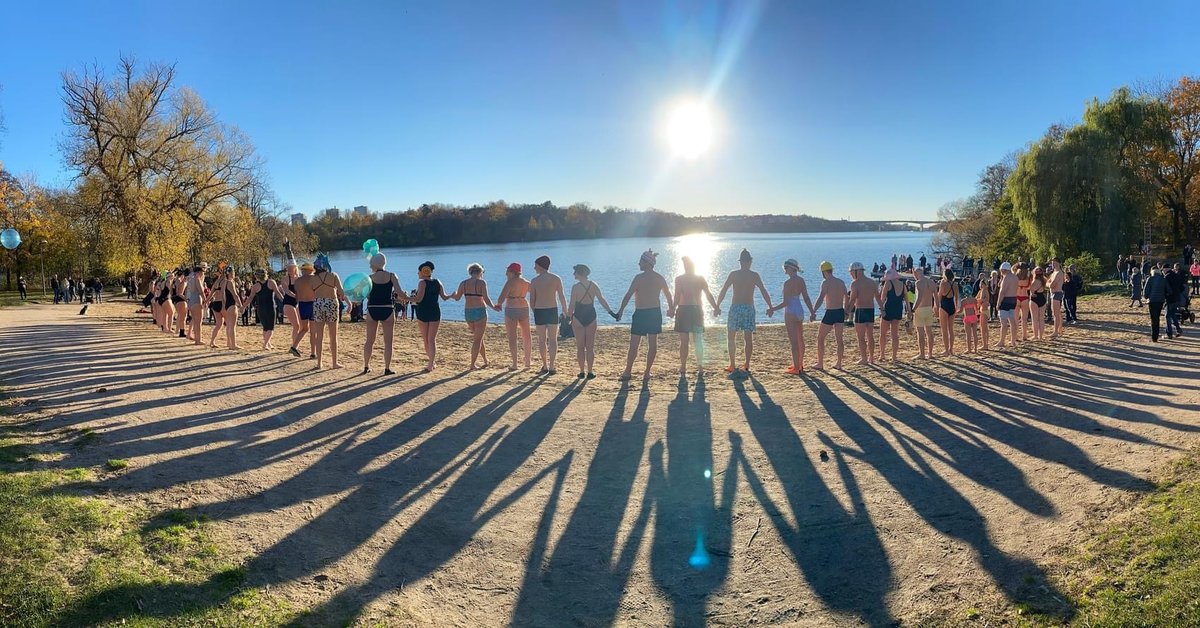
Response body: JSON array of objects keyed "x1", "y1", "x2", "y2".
[{"x1": 325, "y1": 231, "x2": 936, "y2": 326}]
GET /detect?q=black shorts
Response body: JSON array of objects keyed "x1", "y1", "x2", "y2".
[
  {"x1": 854, "y1": 308, "x2": 875, "y2": 324},
  {"x1": 821, "y1": 308, "x2": 845, "y2": 325},
  {"x1": 631, "y1": 307, "x2": 663, "y2": 336},
  {"x1": 674, "y1": 304, "x2": 704, "y2": 333},
  {"x1": 533, "y1": 307, "x2": 558, "y2": 326}
]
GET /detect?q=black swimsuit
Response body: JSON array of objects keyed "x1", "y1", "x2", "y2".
[
  {"x1": 367, "y1": 275, "x2": 395, "y2": 322},
  {"x1": 415, "y1": 279, "x2": 442, "y2": 323},
  {"x1": 256, "y1": 281, "x2": 276, "y2": 331},
  {"x1": 572, "y1": 282, "x2": 597, "y2": 326},
  {"x1": 170, "y1": 282, "x2": 185, "y2": 304},
  {"x1": 281, "y1": 276, "x2": 298, "y2": 307}
]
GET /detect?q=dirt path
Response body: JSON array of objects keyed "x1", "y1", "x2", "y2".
[{"x1": 1, "y1": 297, "x2": 1197, "y2": 625}]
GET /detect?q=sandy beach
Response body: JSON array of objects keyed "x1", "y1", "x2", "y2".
[{"x1": 1, "y1": 295, "x2": 1197, "y2": 625}]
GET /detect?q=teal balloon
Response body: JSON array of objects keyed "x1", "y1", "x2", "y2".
[
  {"x1": 362, "y1": 238, "x2": 380, "y2": 258},
  {"x1": 343, "y1": 272, "x2": 372, "y2": 301},
  {"x1": 0, "y1": 228, "x2": 20, "y2": 250}
]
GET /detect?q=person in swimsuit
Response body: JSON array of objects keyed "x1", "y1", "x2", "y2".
[
  {"x1": 413, "y1": 260, "x2": 449, "y2": 372},
  {"x1": 847, "y1": 261, "x2": 881, "y2": 366},
  {"x1": 171, "y1": 269, "x2": 188, "y2": 338},
  {"x1": 247, "y1": 268, "x2": 284, "y2": 350},
  {"x1": 307, "y1": 254, "x2": 348, "y2": 369},
  {"x1": 1015, "y1": 263, "x2": 1031, "y2": 342},
  {"x1": 528, "y1": 255, "x2": 568, "y2": 375},
  {"x1": 961, "y1": 283, "x2": 980, "y2": 353},
  {"x1": 975, "y1": 272, "x2": 991, "y2": 351},
  {"x1": 937, "y1": 268, "x2": 959, "y2": 356},
  {"x1": 811, "y1": 261, "x2": 847, "y2": 370},
  {"x1": 494, "y1": 262, "x2": 532, "y2": 370},
  {"x1": 615, "y1": 249, "x2": 673, "y2": 381},
  {"x1": 877, "y1": 268, "x2": 905, "y2": 362},
  {"x1": 670, "y1": 256, "x2": 719, "y2": 377},
  {"x1": 205, "y1": 266, "x2": 242, "y2": 350},
  {"x1": 363, "y1": 253, "x2": 403, "y2": 375},
  {"x1": 766, "y1": 258, "x2": 815, "y2": 375},
  {"x1": 566, "y1": 264, "x2": 615, "y2": 379},
  {"x1": 450, "y1": 262, "x2": 496, "y2": 370},
  {"x1": 157, "y1": 272, "x2": 175, "y2": 335},
  {"x1": 1048, "y1": 260, "x2": 1066, "y2": 338},
  {"x1": 290, "y1": 262, "x2": 318, "y2": 358},
  {"x1": 184, "y1": 263, "x2": 208, "y2": 345},
  {"x1": 715, "y1": 248, "x2": 774, "y2": 377},
  {"x1": 280, "y1": 259, "x2": 302, "y2": 352},
  {"x1": 911, "y1": 267, "x2": 937, "y2": 360},
  {"x1": 1029, "y1": 267, "x2": 1048, "y2": 341},
  {"x1": 996, "y1": 262, "x2": 1019, "y2": 348}
]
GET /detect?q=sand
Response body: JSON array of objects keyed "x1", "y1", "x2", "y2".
[{"x1": 1, "y1": 296, "x2": 1197, "y2": 626}]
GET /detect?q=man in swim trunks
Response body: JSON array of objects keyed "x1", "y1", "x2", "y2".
[
  {"x1": 615, "y1": 249, "x2": 674, "y2": 381},
  {"x1": 911, "y1": 267, "x2": 937, "y2": 360},
  {"x1": 996, "y1": 261, "x2": 1019, "y2": 348},
  {"x1": 290, "y1": 261, "x2": 317, "y2": 358},
  {"x1": 715, "y1": 248, "x2": 773, "y2": 377},
  {"x1": 811, "y1": 260, "x2": 847, "y2": 370},
  {"x1": 1048, "y1": 259, "x2": 1066, "y2": 338},
  {"x1": 847, "y1": 261, "x2": 882, "y2": 366},
  {"x1": 669, "y1": 255, "x2": 719, "y2": 376},
  {"x1": 528, "y1": 254, "x2": 568, "y2": 375}
]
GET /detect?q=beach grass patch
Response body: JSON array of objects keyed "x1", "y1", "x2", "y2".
[
  {"x1": 0, "y1": 462, "x2": 295, "y2": 626},
  {"x1": 1043, "y1": 450, "x2": 1200, "y2": 625},
  {"x1": 105, "y1": 458, "x2": 129, "y2": 471}
]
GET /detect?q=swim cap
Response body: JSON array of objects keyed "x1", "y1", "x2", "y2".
[
  {"x1": 573, "y1": 264, "x2": 590, "y2": 276},
  {"x1": 313, "y1": 253, "x2": 331, "y2": 272},
  {"x1": 535, "y1": 255, "x2": 551, "y2": 270},
  {"x1": 370, "y1": 253, "x2": 386, "y2": 271},
  {"x1": 849, "y1": 261, "x2": 865, "y2": 271},
  {"x1": 783, "y1": 258, "x2": 800, "y2": 271},
  {"x1": 640, "y1": 249, "x2": 658, "y2": 266},
  {"x1": 1000, "y1": 261, "x2": 1012, "y2": 271},
  {"x1": 507, "y1": 262, "x2": 522, "y2": 274},
  {"x1": 819, "y1": 260, "x2": 834, "y2": 272},
  {"x1": 419, "y1": 260, "x2": 435, "y2": 272}
]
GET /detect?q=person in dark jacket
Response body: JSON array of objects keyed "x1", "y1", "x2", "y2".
[
  {"x1": 1062, "y1": 266, "x2": 1081, "y2": 323},
  {"x1": 1144, "y1": 268, "x2": 1169, "y2": 342},
  {"x1": 1166, "y1": 263, "x2": 1186, "y2": 337}
]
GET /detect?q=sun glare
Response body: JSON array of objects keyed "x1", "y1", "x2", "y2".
[{"x1": 664, "y1": 101, "x2": 715, "y2": 160}]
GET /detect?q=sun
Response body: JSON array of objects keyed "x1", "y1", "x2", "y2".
[{"x1": 664, "y1": 100, "x2": 715, "y2": 160}]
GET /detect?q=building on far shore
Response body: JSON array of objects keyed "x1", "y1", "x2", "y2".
[
  {"x1": 353, "y1": 205, "x2": 369, "y2": 217},
  {"x1": 290, "y1": 212, "x2": 307, "y2": 226},
  {"x1": 322, "y1": 207, "x2": 340, "y2": 220}
]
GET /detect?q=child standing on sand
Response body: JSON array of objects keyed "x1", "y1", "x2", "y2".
[{"x1": 961, "y1": 286, "x2": 979, "y2": 353}]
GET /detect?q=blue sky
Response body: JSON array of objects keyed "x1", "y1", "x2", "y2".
[{"x1": 1, "y1": 0, "x2": 1197, "y2": 221}]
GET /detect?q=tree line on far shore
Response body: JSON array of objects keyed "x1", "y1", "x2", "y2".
[
  {"x1": 303, "y1": 202, "x2": 899, "y2": 252},
  {"x1": 937, "y1": 76, "x2": 1200, "y2": 265}
]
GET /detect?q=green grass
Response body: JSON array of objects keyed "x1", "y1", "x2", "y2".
[
  {"x1": 1011, "y1": 450, "x2": 1200, "y2": 626},
  {"x1": 1080, "y1": 279, "x2": 1127, "y2": 298},
  {"x1": 0, "y1": 289, "x2": 35, "y2": 307},
  {"x1": 0, "y1": 388, "x2": 298, "y2": 627},
  {"x1": 105, "y1": 458, "x2": 129, "y2": 471}
]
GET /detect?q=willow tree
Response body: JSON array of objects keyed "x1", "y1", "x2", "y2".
[
  {"x1": 1008, "y1": 88, "x2": 1166, "y2": 261},
  {"x1": 61, "y1": 56, "x2": 264, "y2": 271}
]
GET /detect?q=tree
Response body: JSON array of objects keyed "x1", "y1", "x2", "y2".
[{"x1": 1140, "y1": 77, "x2": 1200, "y2": 246}]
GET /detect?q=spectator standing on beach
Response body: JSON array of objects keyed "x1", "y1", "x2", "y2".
[
  {"x1": 847, "y1": 261, "x2": 881, "y2": 366},
  {"x1": 1144, "y1": 267, "x2": 1169, "y2": 342},
  {"x1": 811, "y1": 261, "x2": 846, "y2": 370},
  {"x1": 716, "y1": 249, "x2": 773, "y2": 377},
  {"x1": 1062, "y1": 266, "x2": 1079, "y2": 323},
  {"x1": 1165, "y1": 264, "x2": 1186, "y2": 338},
  {"x1": 766, "y1": 258, "x2": 814, "y2": 374},
  {"x1": 670, "y1": 256, "x2": 719, "y2": 377},
  {"x1": 615, "y1": 249, "x2": 673, "y2": 381},
  {"x1": 1190, "y1": 259, "x2": 1200, "y2": 296},
  {"x1": 17, "y1": 276, "x2": 27, "y2": 300},
  {"x1": 1129, "y1": 266, "x2": 1144, "y2": 307},
  {"x1": 528, "y1": 255, "x2": 568, "y2": 375},
  {"x1": 1185, "y1": 243, "x2": 1194, "y2": 267},
  {"x1": 51, "y1": 275, "x2": 60, "y2": 304}
]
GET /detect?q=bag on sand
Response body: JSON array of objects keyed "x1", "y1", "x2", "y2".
[{"x1": 558, "y1": 314, "x2": 574, "y2": 340}]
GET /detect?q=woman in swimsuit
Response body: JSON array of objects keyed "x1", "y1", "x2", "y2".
[
  {"x1": 1015, "y1": 263, "x2": 1031, "y2": 342},
  {"x1": 450, "y1": 263, "x2": 497, "y2": 370},
  {"x1": 566, "y1": 264, "x2": 615, "y2": 379},
  {"x1": 363, "y1": 253, "x2": 403, "y2": 375},
  {"x1": 247, "y1": 268, "x2": 285, "y2": 350},
  {"x1": 185, "y1": 263, "x2": 208, "y2": 345},
  {"x1": 877, "y1": 269, "x2": 906, "y2": 362},
  {"x1": 1029, "y1": 267, "x2": 1048, "y2": 341},
  {"x1": 974, "y1": 272, "x2": 990, "y2": 351},
  {"x1": 171, "y1": 269, "x2": 188, "y2": 337},
  {"x1": 766, "y1": 259, "x2": 814, "y2": 374},
  {"x1": 937, "y1": 268, "x2": 959, "y2": 357},
  {"x1": 494, "y1": 262, "x2": 532, "y2": 370},
  {"x1": 413, "y1": 261, "x2": 449, "y2": 373},
  {"x1": 156, "y1": 273, "x2": 174, "y2": 334},
  {"x1": 280, "y1": 261, "x2": 302, "y2": 350},
  {"x1": 205, "y1": 267, "x2": 242, "y2": 350},
  {"x1": 310, "y1": 253, "x2": 348, "y2": 369}
]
